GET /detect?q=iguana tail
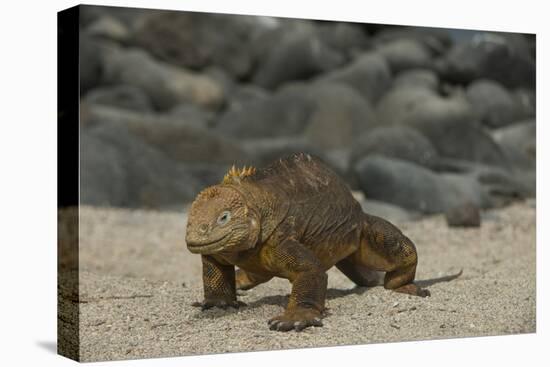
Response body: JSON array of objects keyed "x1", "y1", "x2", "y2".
[{"x1": 414, "y1": 269, "x2": 463, "y2": 288}]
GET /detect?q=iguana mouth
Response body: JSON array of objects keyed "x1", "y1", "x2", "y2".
[{"x1": 187, "y1": 233, "x2": 229, "y2": 254}]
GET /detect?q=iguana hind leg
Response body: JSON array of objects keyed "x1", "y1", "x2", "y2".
[
  {"x1": 236, "y1": 269, "x2": 273, "y2": 290},
  {"x1": 384, "y1": 262, "x2": 430, "y2": 297},
  {"x1": 336, "y1": 257, "x2": 382, "y2": 287},
  {"x1": 354, "y1": 215, "x2": 430, "y2": 297}
]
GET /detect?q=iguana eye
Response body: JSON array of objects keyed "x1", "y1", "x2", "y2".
[{"x1": 217, "y1": 211, "x2": 231, "y2": 226}]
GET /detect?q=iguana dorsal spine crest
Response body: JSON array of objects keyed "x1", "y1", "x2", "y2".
[{"x1": 223, "y1": 165, "x2": 257, "y2": 184}]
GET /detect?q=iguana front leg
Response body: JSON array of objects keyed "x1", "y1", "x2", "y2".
[
  {"x1": 192, "y1": 255, "x2": 245, "y2": 310},
  {"x1": 263, "y1": 238, "x2": 327, "y2": 332}
]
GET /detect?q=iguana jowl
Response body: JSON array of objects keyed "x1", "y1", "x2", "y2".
[{"x1": 186, "y1": 153, "x2": 429, "y2": 332}]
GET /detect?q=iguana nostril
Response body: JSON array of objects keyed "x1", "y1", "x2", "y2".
[{"x1": 198, "y1": 224, "x2": 208, "y2": 234}]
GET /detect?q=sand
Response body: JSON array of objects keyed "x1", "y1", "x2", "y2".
[{"x1": 74, "y1": 200, "x2": 536, "y2": 362}]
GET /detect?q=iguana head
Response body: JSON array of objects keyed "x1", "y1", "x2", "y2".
[{"x1": 186, "y1": 185, "x2": 260, "y2": 255}]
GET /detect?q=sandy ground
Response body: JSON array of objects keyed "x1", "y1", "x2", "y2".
[{"x1": 75, "y1": 200, "x2": 536, "y2": 362}]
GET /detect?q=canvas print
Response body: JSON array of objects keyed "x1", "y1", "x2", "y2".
[{"x1": 57, "y1": 4, "x2": 536, "y2": 362}]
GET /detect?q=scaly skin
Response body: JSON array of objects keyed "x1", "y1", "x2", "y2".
[{"x1": 186, "y1": 153, "x2": 430, "y2": 332}]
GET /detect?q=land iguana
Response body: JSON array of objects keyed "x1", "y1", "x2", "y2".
[{"x1": 186, "y1": 153, "x2": 432, "y2": 332}]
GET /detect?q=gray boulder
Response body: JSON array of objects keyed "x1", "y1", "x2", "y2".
[
  {"x1": 393, "y1": 68, "x2": 439, "y2": 91},
  {"x1": 218, "y1": 82, "x2": 377, "y2": 148},
  {"x1": 303, "y1": 83, "x2": 378, "y2": 149},
  {"x1": 216, "y1": 84, "x2": 312, "y2": 138},
  {"x1": 252, "y1": 32, "x2": 344, "y2": 89},
  {"x1": 435, "y1": 159, "x2": 534, "y2": 204},
  {"x1": 79, "y1": 33, "x2": 104, "y2": 93},
  {"x1": 354, "y1": 155, "x2": 479, "y2": 213},
  {"x1": 376, "y1": 86, "x2": 509, "y2": 167},
  {"x1": 84, "y1": 15, "x2": 130, "y2": 43},
  {"x1": 132, "y1": 11, "x2": 261, "y2": 78},
  {"x1": 376, "y1": 85, "x2": 471, "y2": 126},
  {"x1": 350, "y1": 125, "x2": 439, "y2": 168},
  {"x1": 250, "y1": 19, "x2": 317, "y2": 67},
  {"x1": 79, "y1": 4, "x2": 148, "y2": 29},
  {"x1": 439, "y1": 173, "x2": 488, "y2": 208},
  {"x1": 373, "y1": 26, "x2": 452, "y2": 55},
  {"x1": 100, "y1": 46, "x2": 225, "y2": 110},
  {"x1": 201, "y1": 66, "x2": 236, "y2": 97},
  {"x1": 360, "y1": 199, "x2": 420, "y2": 223},
  {"x1": 167, "y1": 103, "x2": 215, "y2": 128},
  {"x1": 222, "y1": 84, "x2": 270, "y2": 117},
  {"x1": 436, "y1": 32, "x2": 535, "y2": 88},
  {"x1": 353, "y1": 155, "x2": 523, "y2": 214},
  {"x1": 316, "y1": 52, "x2": 392, "y2": 104},
  {"x1": 376, "y1": 39, "x2": 434, "y2": 73},
  {"x1": 80, "y1": 129, "x2": 128, "y2": 206},
  {"x1": 83, "y1": 84, "x2": 153, "y2": 112},
  {"x1": 316, "y1": 22, "x2": 371, "y2": 59},
  {"x1": 181, "y1": 162, "x2": 233, "y2": 190},
  {"x1": 411, "y1": 118, "x2": 509, "y2": 168},
  {"x1": 81, "y1": 123, "x2": 203, "y2": 209},
  {"x1": 445, "y1": 202, "x2": 481, "y2": 227},
  {"x1": 466, "y1": 79, "x2": 525, "y2": 128},
  {"x1": 240, "y1": 137, "x2": 327, "y2": 168},
  {"x1": 514, "y1": 88, "x2": 536, "y2": 119},
  {"x1": 492, "y1": 120, "x2": 536, "y2": 170},
  {"x1": 83, "y1": 104, "x2": 248, "y2": 165}
]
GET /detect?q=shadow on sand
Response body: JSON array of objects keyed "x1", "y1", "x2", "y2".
[
  {"x1": 191, "y1": 269, "x2": 463, "y2": 319},
  {"x1": 36, "y1": 340, "x2": 57, "y2": 354}
]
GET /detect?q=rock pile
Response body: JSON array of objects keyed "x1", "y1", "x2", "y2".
[{"x1": 78, "y1": 5, "x2": 535, "y2": 218}]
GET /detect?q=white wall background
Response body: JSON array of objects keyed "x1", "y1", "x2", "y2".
[{"x1": 0, "y1": 1, "x2": 546, "y2": 366}]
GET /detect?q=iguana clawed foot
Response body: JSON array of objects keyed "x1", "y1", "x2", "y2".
[
  {"x1": 268, "y1": 307, "x2": 323, "y2": 331},
  {"x1": 391, "y1": 283, "x2": 431, "y2": 297},
  {"x1": 192, "y1": 299, "x2": 246, "y2": 310}
]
